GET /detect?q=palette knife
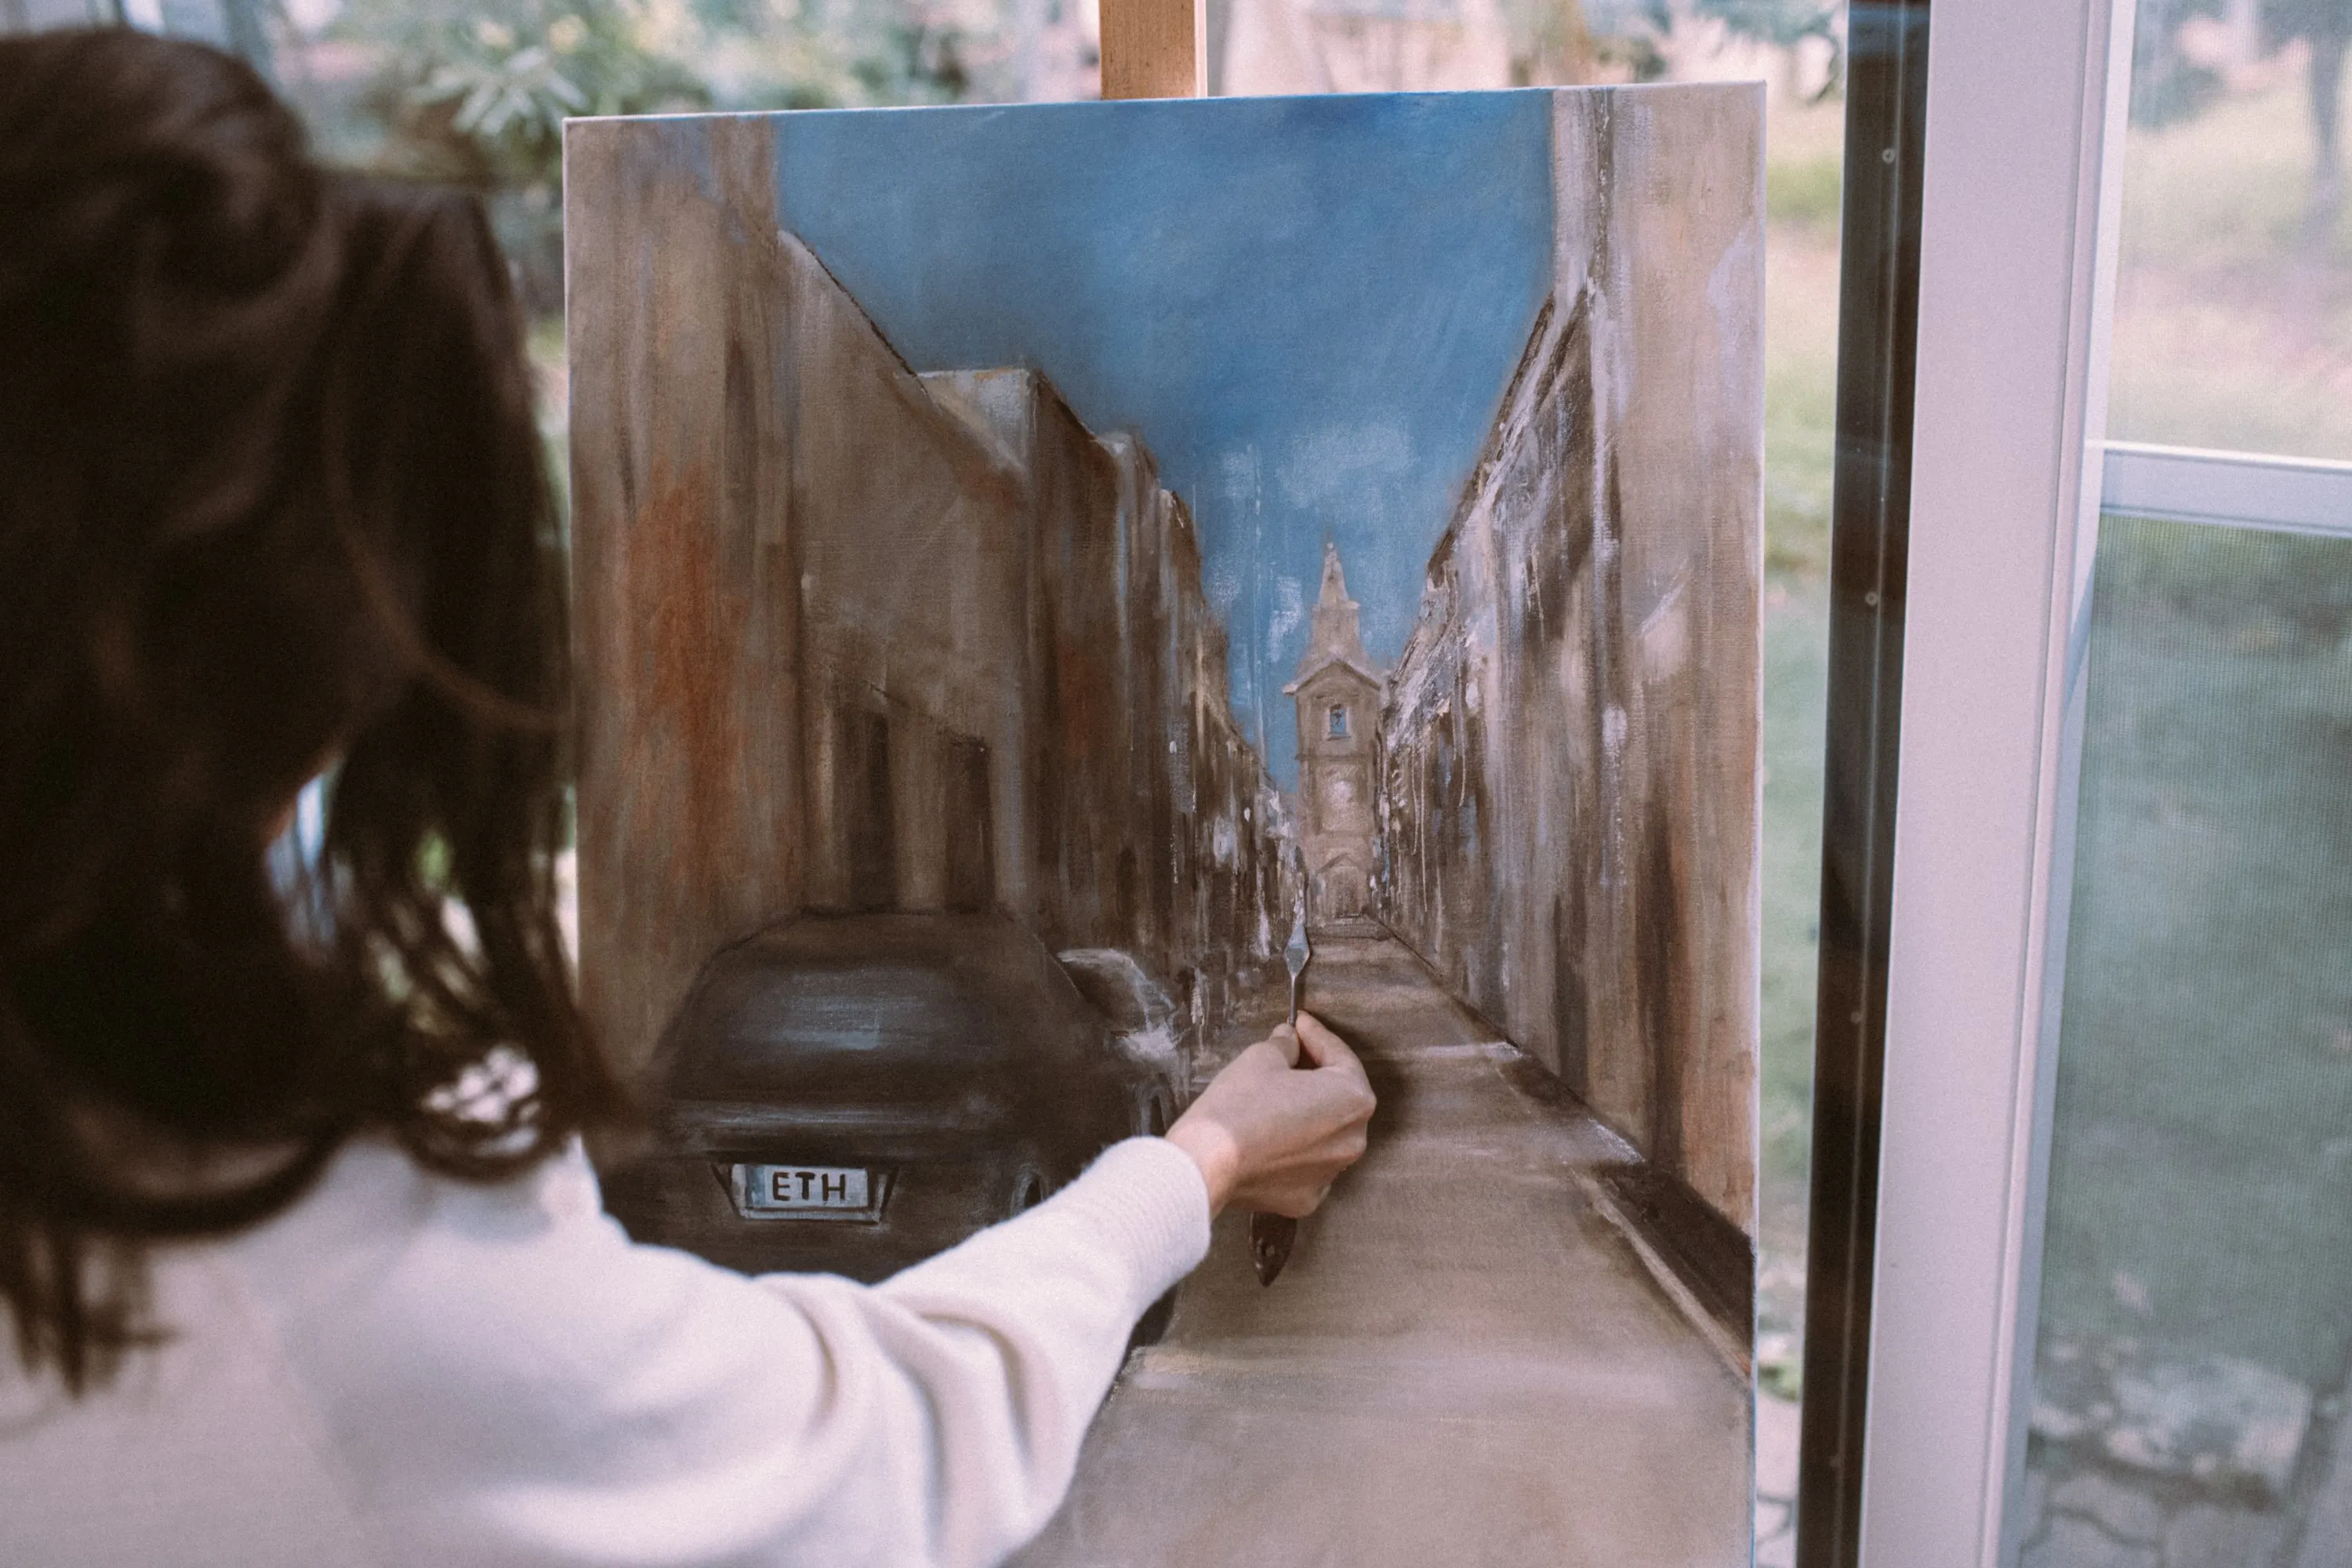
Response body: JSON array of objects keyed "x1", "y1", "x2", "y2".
[{"x1": 1248, "y1": 901, "x2": 1312, "y2": 1286}]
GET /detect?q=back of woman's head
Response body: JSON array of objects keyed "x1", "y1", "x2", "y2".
[{"x1": 0, "y1": 29, "x2": 618, "y2": 1392}]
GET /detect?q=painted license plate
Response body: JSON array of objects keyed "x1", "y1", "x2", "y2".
[{"x1": 729, "y1": 1164, "x2": 886, "y2": 1221}]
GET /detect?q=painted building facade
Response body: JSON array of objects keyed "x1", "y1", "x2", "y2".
[
  {"x1": 566, "y1": 120, "x2": 1292, "y2": 1075},
  {"x1": 1377, "y1": 89, "x2": 1762, "y2": 1254}
]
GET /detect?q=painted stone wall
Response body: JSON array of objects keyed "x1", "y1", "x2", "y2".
[{"x1": 1379, "y1": 85, "x2": 1763, "y2": 1234}]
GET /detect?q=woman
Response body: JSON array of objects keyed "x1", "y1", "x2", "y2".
[{"x1": 0, "y1": 31, "x2": 1376, "y2": 1566}]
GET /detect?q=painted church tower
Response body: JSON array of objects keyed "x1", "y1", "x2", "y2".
[{"x1": 1287, "y1": 543, "x2": 1384, "y2": 922}]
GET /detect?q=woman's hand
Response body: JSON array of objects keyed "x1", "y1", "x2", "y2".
[{"x1": 1163, "y1": 1011, "x2": 1376, "y2": 1218}]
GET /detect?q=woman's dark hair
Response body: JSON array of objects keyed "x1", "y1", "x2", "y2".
[{"x1": 0, "y1": 30, "x2": 620, "y2": 1392}]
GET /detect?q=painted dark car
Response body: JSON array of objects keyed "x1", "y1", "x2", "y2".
[{"x1": 601, "y1": 913, "x2": 1188, "y2": 1290}]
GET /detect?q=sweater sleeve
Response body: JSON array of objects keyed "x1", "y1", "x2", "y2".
[{"x1": 243, "y1": 1135, "x2": 1211, "y2": 1568}]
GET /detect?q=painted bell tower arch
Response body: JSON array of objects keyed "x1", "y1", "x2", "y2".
[{"x1": 1287, "y1": 542, "x2": 1385, "y2": 922}]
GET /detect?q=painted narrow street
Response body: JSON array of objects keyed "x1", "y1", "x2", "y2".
[{"x1": 1014, "y1": 932, "x2": 1751, "y2": 1568}]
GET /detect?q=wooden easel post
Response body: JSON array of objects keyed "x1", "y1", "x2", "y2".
[{"x1": 1099, "y1": 0, "x2": 1206, "y2": 99}]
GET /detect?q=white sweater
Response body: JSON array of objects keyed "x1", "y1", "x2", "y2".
[{"x1": 0, "y1": 1135, "x2": 1211, "y2": 1568}]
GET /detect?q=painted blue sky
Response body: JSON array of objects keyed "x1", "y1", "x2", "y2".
[{"x1": 767, "y1": 92, "x2": 1554, "y2": 784}]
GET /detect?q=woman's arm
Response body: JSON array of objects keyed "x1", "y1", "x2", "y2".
[
  {"x1": 238, "y1": 1015, "x2": 1370, "y2": 1568},
  {"x1": 237, "y1": 1135, "x2": 1200, "y2": 1568},
  {"x1": 787, "y1": 1138, "x2": 1211, "y2": 1564}
]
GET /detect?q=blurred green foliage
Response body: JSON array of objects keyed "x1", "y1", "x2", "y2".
[
  {"x1": 338, "y1": 0, "x2": 1000, "y2": 185},
  {"x1": 1688, "y1": 0, "x2": 1837, "y2": 56},
  {"x1": 1584, "y1": 0, "x2": 1839, "y2": 91},
  {"x1": 1765, "y1": 151, "x2": 1841, "y2": 229},
  {"x1": 2100, "y1": 511, "x2": 2352, "y2": 650},
  {"x1": 334, "y1": 0, "x2": 704, "y2": 189},
  {"x1": 332, "y1": 0, "x2": 1004, "y2": 307}
]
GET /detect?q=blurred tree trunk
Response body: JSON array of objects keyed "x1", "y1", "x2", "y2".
[
  {"x1": 1508, "y1": 0, "x2": 1591, "y2": 85},
  {"x1": 220, "y1": 0, "x2": 274, "y2": 78},
  {"x1": 2313, "y1": 20, "x2": 2346, "y2": 200},
  {"x1": 2266, "y1": 0, "x2": 2351, "y2": 205}
]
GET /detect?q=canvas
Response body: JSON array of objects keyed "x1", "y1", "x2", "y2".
[{"x1": 564, "y1": 85, "x2": 1762, "y2": 1566}]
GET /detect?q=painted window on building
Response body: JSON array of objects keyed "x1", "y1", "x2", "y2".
[
  {"x1": 944, "y1": 735, "x2": 993, "y2": 913},
  {"x1": 1328, "y1": 703, "x2": 1349, "y2": 739},
  {"x1": 839, "y1": 703, "x2": 895, "y2": 912}
]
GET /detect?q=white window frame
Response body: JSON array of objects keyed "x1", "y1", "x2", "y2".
[
  {"x1": 2102, "y1": 442, "x2": 2352, "y2": 539},
  {"x1": 1864, "y1": 0, "x2": 2352, "y2": 1552},
  {"x1": 1854, "y1": 0, "x2": 2136, "y2": 1562}
]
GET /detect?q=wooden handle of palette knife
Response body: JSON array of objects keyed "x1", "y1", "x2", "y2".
[
  {"x1": 1099, "y1": 0, "x2": 1205, "y2": 100},
  {"x1": 1246, "y1": 1017, "x2": 1308, "y2": 1285}
]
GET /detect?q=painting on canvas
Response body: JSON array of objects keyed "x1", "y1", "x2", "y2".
[{"x1": 565, "y1": 87, "x2": 1762, "y2": 1564}]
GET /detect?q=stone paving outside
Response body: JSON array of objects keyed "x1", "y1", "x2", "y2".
[
  {"x1": 1755, "y1": 1393, "x2": 1798, "y2": 1568},
  {"x1": 2011, "y1": 1428, "x2": 2352, "y2": 1568},
  {"x1": 1013, "y1": 933, "x2": 1751, "y2": 1568},
  {"x1": 1742, "y1": 1370, "x2": 2352, "y2": 1568}
]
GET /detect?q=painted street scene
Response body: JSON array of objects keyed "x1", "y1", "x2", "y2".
[{"x1": 565, "y1": 85, "x2": 1762, "y2": 1559}]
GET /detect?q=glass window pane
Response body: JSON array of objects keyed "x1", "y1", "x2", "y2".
[
  {"x1": 1748, "y1": 64, "x2": 1844, "y2": 1566},
  {"x1": 2106, "y1": 0, "x2": 2352, "y2": 461},
  {"x1": 2018, "y1": 517, "x2": 2352, "y2": 1563}
]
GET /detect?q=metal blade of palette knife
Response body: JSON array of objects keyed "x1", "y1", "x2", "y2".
[{"x1": 1250, "y1": 896, "x2": 1312, "y2": 1285}]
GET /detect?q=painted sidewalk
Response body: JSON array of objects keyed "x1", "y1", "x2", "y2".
[{"x1": 1014, "y1": 934, "x2": 1751, "y2": 1568}]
